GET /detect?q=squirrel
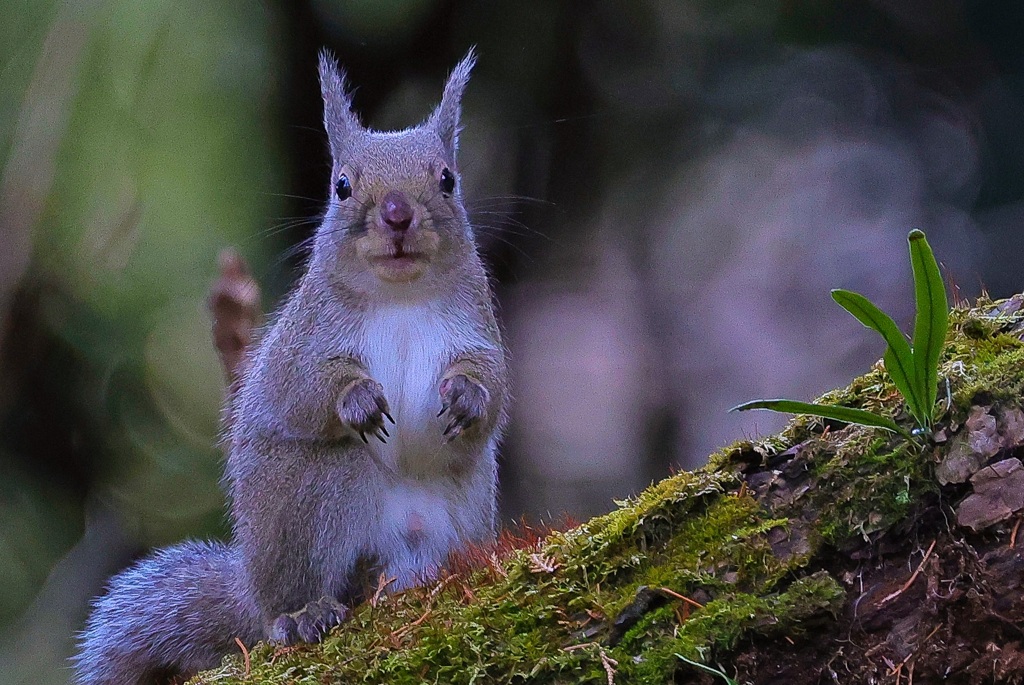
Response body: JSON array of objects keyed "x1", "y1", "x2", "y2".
[{"x1": 74, "y1": 48, "x2": 509, "y2": 685}]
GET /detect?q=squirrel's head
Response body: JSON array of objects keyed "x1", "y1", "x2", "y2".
[{"x1": 313, "y1": 49, "x2": 478, "y2": 296}]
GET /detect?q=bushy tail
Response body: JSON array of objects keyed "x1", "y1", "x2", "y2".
[{"x1": 74, "y1": 541, "x2": 261, "y2": 685}]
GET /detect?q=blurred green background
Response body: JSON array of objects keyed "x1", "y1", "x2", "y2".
[{"x1": 2, "y1": 0, "x2": 1024, "y2": 682}]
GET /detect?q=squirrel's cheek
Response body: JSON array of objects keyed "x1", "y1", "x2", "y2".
[
  {"x1": 354, "y1": 233, "x2": 383, "y2": 261},
  {"x1": 419, "y1": 228, "x2": 442, "y2": 254}
]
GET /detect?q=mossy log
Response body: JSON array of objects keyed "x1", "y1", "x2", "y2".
[{"x1": 194, "y1": 296, "x2": 1024, "y2": 684}]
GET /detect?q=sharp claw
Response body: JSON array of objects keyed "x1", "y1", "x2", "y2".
[
  {"x1": 375, "y1": 430, "x2": 387, "y2": 444},
  {"x1": 443, "y1": 419, "x2": 458, "y2": 436},
  {"x1": 384, "y1": 412, "x2": 395, "y2": 425},
  {"x1": 360, "y1": 432, "x2": 368, "y2": 444},
  {"x1": 437, "y1": 405, "x2": 448, "y2": 418},
  {"x1": 380, "y1": 425, "x2": 389, "y2": 438}
]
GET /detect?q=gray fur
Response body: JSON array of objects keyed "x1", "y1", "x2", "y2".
[
  {"x1": 73, "y1": 542, "x2": 260, "y2": 684},
  {"x1": 318, "y1": 50, "x2": 362, "y2": 162},
  {"x1": 74, "y1": 48, "x2": 506, "y2": 685},
  {"x1": 429, "y1": 47, "x2": 477, "y2": 161}
]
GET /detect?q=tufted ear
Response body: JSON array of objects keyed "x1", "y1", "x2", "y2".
[
  {"x1": 428, "y1": 48, "x2": 477, "y2": 162},
  {"x1": 318, "y1": 50, "x2": 362, "y2": 160}
]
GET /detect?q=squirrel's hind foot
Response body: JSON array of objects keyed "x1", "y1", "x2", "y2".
[{"x1": 269, "y1": 596, "x2": 349, "y2": 645}]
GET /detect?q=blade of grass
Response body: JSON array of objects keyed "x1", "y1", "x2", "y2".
[
  {"x1": 676, "y1": 655, "x2": 738, "y2": 684},
  {"x1": 908, "y1": 230, "x2": 948, "y2": 428},
  {"x1": 831, "y1": 289, "x2": 924, "y2": 423},
  {"x1": 730, "y1": 399, "x2": 909, "y2": 437}
]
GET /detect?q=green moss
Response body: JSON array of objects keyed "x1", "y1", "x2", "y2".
[
  {"x1": 811, "y1": 433, "x2": 930, "y2": 543},
  {"x1": 197, "y1": 474, "x2": 823, "y2": 684},
  {"x1": 599, "y1": 496, "x2": 791, "y2": 620},
  {"x1": 617, "y1": 571, "x2": 844, "y2": 681},
  {"x1": 940, "y1": 300, "x2": 1024, "y2": 409},
  {"x1": 193, "y1": 299, "x2": 1024, "y2": 684},
  {"x1": 947, "y1": 335, "x2": 1024, "y2": 408}
]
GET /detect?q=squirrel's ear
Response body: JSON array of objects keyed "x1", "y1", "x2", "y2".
[
  {"x1": 319, "y1": 50, "x2": 361, "y2": 158},
  {"x1": 428, "y1": 47, "x2": 477, "y2": 161}
]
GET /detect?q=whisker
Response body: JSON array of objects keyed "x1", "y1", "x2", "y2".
[
  {"x1": 286, "y1": 124, "x2": 327, "y2": 135},
  {"x1": 259, "y1": 192, "x2": 327, "y2": 203},
  {"x1": 469, "y1": 212, "x2": 534, "y2": 229},
  {"x1": 474, "y1": 229, "x2": 535, "y2": 262},
  {"x1": 252, "y1": 218, "x2": 324, "y2": 241},
  {"x1": 469, "y1": 214, "x2": 558, "y2": 245},
  {"x1": 271, "y1": 215, "x2": 368, "y2": 265},
  {"x1": 326, "y1": 194, "x2": 370, "y2": 212},
  {"x1": 466, "y1": 194, "x2": 555, "y2": 207},
  {"x1": 263, "y1": 215, "x2": 324, "y2": 227},
  {"x1": 273, "y1": 235, "x2": 317, "y2": 268}
]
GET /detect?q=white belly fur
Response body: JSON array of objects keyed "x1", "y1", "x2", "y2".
[
  {"x1": 360, "y1": 303, "x2": 460, "y2": 476},
  {"x1": 358, "y1": 303, "x2": 488, "y2": 579}
]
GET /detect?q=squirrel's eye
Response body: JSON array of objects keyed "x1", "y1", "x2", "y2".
[
  {"x1": 439, "y1": 168, "x2": 456, "y2": 197},
  {"x1": 335, "y1": 174, "x2": 352, "y2": 201}
]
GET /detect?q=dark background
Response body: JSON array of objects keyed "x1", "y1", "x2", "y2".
[{"x1": 1, "y1": 0, "x2": 1023, "y2": 681}]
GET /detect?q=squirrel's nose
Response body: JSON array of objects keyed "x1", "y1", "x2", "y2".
[{"x1": 380, "y1": 191, "x2": 413, "y2": 233}]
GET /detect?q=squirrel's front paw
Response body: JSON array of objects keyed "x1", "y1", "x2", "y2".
[
  {"x1": 269, "y1": 596, "x2": 349, "y2": 646},
  {"x1": 338, "y1": 378, "x2": 394, "y2": 443},
  {"x1": 438, "y1": 374, "x2": 489, "y2": 443}
]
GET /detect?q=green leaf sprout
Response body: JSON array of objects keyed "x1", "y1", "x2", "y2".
[{"x1": 731, "y1": 229, "x2": 948, "y2": 436}]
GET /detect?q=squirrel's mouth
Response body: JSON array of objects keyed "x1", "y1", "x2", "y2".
[
  {"x1": 357, "y1": 231, "x2": 439, "y2": 283},
  {"x1": 369, "y1": 240, "x2": 427, "y2": 263},
  {"x1": 368, "y1": 250, "x2": 426, "y2": 264},
  {"x1": 366, "y1": 246, "x2": 430, "y2": 282}
]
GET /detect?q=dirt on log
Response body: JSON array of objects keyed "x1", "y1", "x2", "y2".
[{"x1": 194, "y1": 295, "x2": 1024, "y2": 685}]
